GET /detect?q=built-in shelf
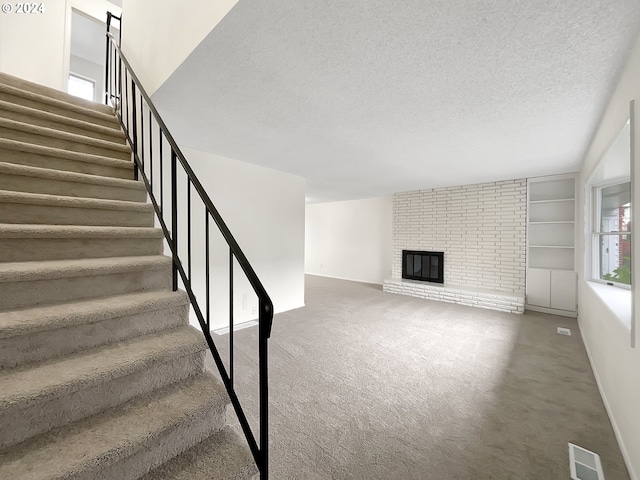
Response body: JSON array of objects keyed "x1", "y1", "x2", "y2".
[
  {"x1": 529, "y1": 177, "x2": 576, "y2": 202},
  {"x1": 529, "y1": 200, "x2": 574, "y2": 223},
  {"x1": 529, "y1": 222, "x2": 574, "y2": 246},
  {"x1": 526, "y1": 174, "x2": 577, "y2": 316}
]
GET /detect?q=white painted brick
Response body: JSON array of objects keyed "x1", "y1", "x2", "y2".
[{"x1": 389, "y1": 178, "x2": 526, "y2": 313}]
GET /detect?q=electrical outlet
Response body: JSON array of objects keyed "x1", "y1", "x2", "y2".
[{"x1": 557, "y1": 327, "x2": 571, "y2": 336}]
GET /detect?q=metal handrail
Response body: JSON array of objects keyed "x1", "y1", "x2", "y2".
[{"x1": 105, "y1": 12, "x2": 272, "y2": 478}]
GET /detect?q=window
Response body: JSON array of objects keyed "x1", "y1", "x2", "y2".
[
  {"x1": 68, "y1": 74, "x2": 95, "y2": 102},
  {"x1": 592, "y1": 181, "x2": 631, "y2": 287}
]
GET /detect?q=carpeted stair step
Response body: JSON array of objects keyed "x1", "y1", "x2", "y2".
[
  {"x1": 0, "y1": 82, "x2": 119, "y2": 130},
  {"x1": 0, "y1": 99, "x2": 125, "y2": 143},
  {"x1": 0, "y1": 71, "x2": 115, "y2": 114},
  {"x1": 0, "y1": 190, "x2": 154, "y2": 227},
  {"x1": 0, "y1": 255, "x2": 172, "y2": 310},
  {"x1": 0, "y1": 161, "x2": 146, "y2": 202},
  {"x1": 0, "y1": 224, "x2": 164, "y2": 262},
  {"x1": 141, "y1": 426, "x2": 259, "y2": 480},
  {"x1": 0, "y1": 117, "x2": 131, "y2": 160},
  {"x1": 0, "y1": 290, "x2": 191, "y2": 369},
  {"x1": 0, "y1": 73, "x2": 119, "y2": 129},
  {"x1": 0, "y1": 138, "x2": 134, "y2": 179},
  {"x1": 0, "y1": 325, "x2": 207, "y2": 449},
  {"x1": 0, "y1": 372, "x2": 228, "y2": 480}
]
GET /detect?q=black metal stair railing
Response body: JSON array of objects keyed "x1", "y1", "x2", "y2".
[{"x1": 104, "y1": 12, "x2": 273, "y2": 479}]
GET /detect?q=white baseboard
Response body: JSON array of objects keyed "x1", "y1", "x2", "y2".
[
  {"x1": 525, "y1": 304, "x2": 578, "y2": 318},
  {"x1": 304, "y1": 272, "x2": 383, "y2": 286},
  {"x1": 212, "y1": 320, "x2": 258, "y2": 336},
  {"x1": 578, "y1": 319, "x2": 637, "y2": 480}
]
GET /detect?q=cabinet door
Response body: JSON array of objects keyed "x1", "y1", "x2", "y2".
[
  {"x1": 550, "y1": 270, "x2": 576, "y2": 312},
  {"x1": 527, "y1": 268, "x2": 551, "y2": 307}
]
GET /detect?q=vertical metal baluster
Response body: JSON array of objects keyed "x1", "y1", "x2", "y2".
[
  {"x1": 159, "y1": 129, "x2": 163, "y2": 215},
  {"x1": 229, "y1": 249, "x2": 234, "y2": 386},
  {"x1": 112, "y1": 44, "x2": 115, "y2": 106},
  {"x1": 107, "y1": 43, "x2": 111, "y2": 106},
  {"x1": 104, "y1": 15, "x2": 110, "y2": 105},
  {"x1": 118, "y1": 42, "x2": 122, "y2": 111},
  {"x1": 259, "y1": 303, "x2": 269, "y2": 480},
  {"x1": 110, "y1": 43, "x2": 114, "y2": 107},
  {"x1": 187, "y1": 178, "x2": 191, "y2": 284},
  {"x1": 117, "y1": 47, "x2": 121, "y2": 107},
  {"x1": 149, "y1": 111, "x2": 153, "y2": 195},
  {"x1": 131, "y1": 82, "x2": 138, "y2": 181},
  {"x1": 205, "y1": 212, "x2": 210, "y2": 329},
  {"x1": 124, "y1": 70, "x2": 129, "y2": 136},
  {"x1": 171, "y1": 150, "x2": 178, "y2": 291},
  {"x1": 140, "y1": 100, "x2": 145, "y2": 173}
]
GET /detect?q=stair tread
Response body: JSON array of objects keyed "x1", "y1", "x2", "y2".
[
  {"x1": 0, "y1": 189, "x2": 153, "y2": 211},
  {"x1": 0, "y1": 138, "x2": 133, "y2": 167},
  {"x1": 0, "y1": 161, "x2": 144, "y2": 190},
  {"x1": 0, "y1": 255, "x2": 171, "y2": 283},
  {"x1": 0, "y1": 100, "x2": 124, "y2": 137},
  {"x1": 141, "y1": 427, "x2": 257, "y2": 480},
  {"x1": 0, "y1": 373, "x2": 226, "y2": 480},
  {"x1": 0, "y1": 79, "x2": 116, "y2": 120},
  {"x1": 0, "y1": 326, "x2": 206, "y2": 410},
  {"x1": 0, "y1": 223, "x2": 164, "y2": 238},
  {"x1": 0, "y1": 290, "x2": 189, "y2": 339},
  {"x1": 0, "y1": 117, "x2": 130, "y2": 152}
]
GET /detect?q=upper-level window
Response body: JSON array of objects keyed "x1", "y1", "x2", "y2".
[
  {"x1": 68, "y1": 73, "x2": 95, "y2": 102},
  {"x1": 593, "y1": 182, "x2": 631, "y2": 287}
]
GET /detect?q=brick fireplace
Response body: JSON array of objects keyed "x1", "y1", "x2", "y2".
[{"x1": 383, "y1": 179, "x2": 527, "y2": 313}]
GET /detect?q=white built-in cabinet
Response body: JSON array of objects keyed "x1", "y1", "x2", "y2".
[{"x1": 526, "y1": 174, "x2": 578, "y2": 317}]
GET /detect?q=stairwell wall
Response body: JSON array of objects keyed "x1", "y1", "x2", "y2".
[
  {"x1": 174, "y1": 146, "x2": 306, "y2": 330},
  {"x1": 121, "y1": 0, "x2": 239, "y2": 96}
]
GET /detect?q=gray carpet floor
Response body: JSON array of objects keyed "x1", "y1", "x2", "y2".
[{"x1": 206, "y1": 275, "x2": 629, "y2": 479}]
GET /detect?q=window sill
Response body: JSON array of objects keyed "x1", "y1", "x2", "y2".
[{"x1": 586, "y1": 281, "x2": 632, "y2": 329}]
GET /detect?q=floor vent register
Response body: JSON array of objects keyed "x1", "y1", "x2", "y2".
[{"x1": 569, "y1": 443, "x2": 605, "y2": 480}]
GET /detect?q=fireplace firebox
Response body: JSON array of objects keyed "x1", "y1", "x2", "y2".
[{"x1": 402, "y1": 250, "x2": 444, "y2": 283}]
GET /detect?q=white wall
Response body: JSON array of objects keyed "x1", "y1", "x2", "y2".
[
  {"x1": 305, "y1": 197, "x2": 392, "y2": 284},
  {"x1": 177, "y1": 146, "x2": 305, "y2": 330},
  {"x1": 577, "y1": 34, "x2": 640, "y2": 480},
  {"x1": 0, "y1": 0, "x2": 119, "y2": 91},
  {"x1": 121, "y1": 0, "x2": 238, "y2": 95},
  {"x1": 588, "y1": 121, "x2": 631, "y2": 185},
  {"x1": 0, "y1": 3, "x2": 67, "y2": 89}
]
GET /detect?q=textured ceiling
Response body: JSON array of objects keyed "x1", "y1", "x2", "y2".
[{"x1": 152, "y1": 0, "x2": 640, "y2": 203}]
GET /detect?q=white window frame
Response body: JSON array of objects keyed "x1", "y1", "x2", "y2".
[
  {"x1": 68, "y1": 72, "x2": 96, "y2": 102},
  {"x1": 590, "y1": 179, "x2": 632, "y2": 289}
]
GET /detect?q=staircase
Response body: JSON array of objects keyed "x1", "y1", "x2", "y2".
[{"x1": 0, "y1": 72, "x2": 258, "y2": 479}]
